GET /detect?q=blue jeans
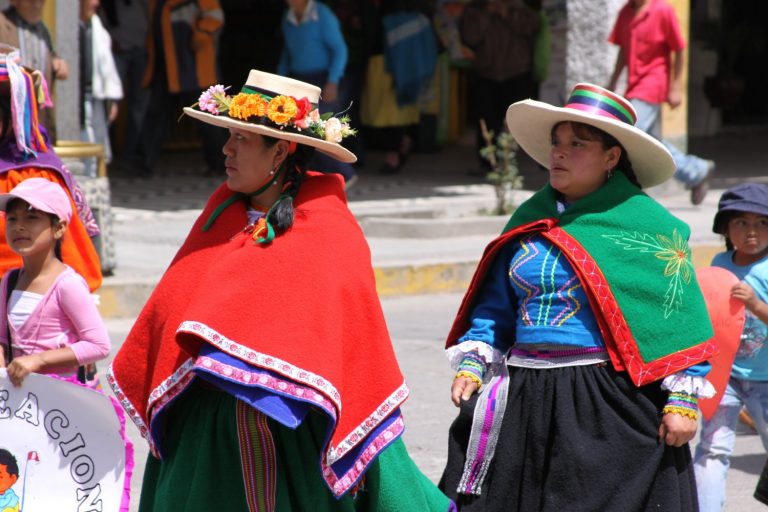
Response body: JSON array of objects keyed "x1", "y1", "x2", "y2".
[
  {"x1": 693, "y1": 377, "x2": 768, "y2": 511},
  {"x1": 629, "y1": 99, "x2": 709, "y2": 187}
]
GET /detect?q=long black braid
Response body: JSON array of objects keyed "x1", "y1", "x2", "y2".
[
  {"x1": 261, "y1": 136, "x2": 315, "y2": 235},
  {"x1": 556, "y1": 121, "x2": 642, "y2": 189}
]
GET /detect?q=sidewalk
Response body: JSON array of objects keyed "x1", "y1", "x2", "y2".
[{"x1": 98, "y1": 128, "x2": 768, "y2": 318}]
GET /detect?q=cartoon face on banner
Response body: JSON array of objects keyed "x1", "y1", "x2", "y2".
[{"x1": 0, "y1": 370, "x2": 131, "y2": 512}]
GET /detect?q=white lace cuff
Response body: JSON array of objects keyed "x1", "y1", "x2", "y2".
[
  {"x1": 446, "y1": 341, "x2": 505, "y2": 370},
  {"x1": 661, "y1": 372, "x2": 716, "y2": 399}
]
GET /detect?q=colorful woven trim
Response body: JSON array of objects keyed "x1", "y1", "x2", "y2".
[
  {"x1": 663, "y1": 391, "x2": 699, "y2": 420},
  {"x1": 508, "y1": 345, "x2": 606, "y2": 359},
  {"x1": 0, "y1": 49, "x2": 51, "y2": 155},
  {"x1": 457, "y1": 363, "x2": 509, "y2": 496},
  {"x1": 456, "y1": 352, "x2": 487, "y2": 387},
  {"x1": 564, "y1": 83, "x2": 637, "y2": 126},
  {"x1": 237, "y1": 401, "x2": 276, "y2": 512}
]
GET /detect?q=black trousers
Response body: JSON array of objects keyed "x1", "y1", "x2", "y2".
[
  {"x1": 139, "y1": 66, "x2": 227, "y2": 174},
  {"x1": 470, "y1": 73, "x2": 533, "y2": 166}
]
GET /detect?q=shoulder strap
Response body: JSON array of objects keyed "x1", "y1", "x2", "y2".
[{"x1": 5, "y1": 269, "x2": 19, "y2": 364}]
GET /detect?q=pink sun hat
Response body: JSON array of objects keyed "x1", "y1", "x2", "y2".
[{"x1": 0, "y1": 178, "x2": 72, "y2": 223}]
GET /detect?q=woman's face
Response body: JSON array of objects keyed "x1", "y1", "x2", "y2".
[
  {"x1": 548, "y1": 122, "x2": 620, "y2": 203},
  {"x1": 222, "y1": 128, "x2": 287, "y2": 199}
]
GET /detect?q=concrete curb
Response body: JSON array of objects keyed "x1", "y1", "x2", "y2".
[{"x1": 97, "y1": 244, "x2": 724, "y2": 319}]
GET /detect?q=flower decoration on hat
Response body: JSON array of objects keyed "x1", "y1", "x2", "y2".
[{"x1": 195, "y1": 84, "x2": 356, "y2": 143}]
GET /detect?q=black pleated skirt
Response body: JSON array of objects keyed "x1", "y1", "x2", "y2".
[{"x1": 439, "y1": 363, "x2": 698, "y2": 512}]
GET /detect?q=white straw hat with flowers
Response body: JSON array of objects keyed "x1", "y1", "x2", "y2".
[
  {"x1": 505, "y1": 83, "x2": 675, "y2": 188},
  {"x1": 184, "y1": 70, "x2": 356, "y2": 163}
]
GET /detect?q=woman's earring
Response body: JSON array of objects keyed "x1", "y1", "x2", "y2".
[{"x1": 606, "y1": 168, "x2": 614, "y2": 181}]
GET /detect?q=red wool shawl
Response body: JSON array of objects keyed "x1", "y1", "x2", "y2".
[{"x1": 108, "y1": 173, "x2": 407, "y2": 466}]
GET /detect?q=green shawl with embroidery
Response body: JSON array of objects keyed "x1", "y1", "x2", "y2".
[{"x1": 503, "y1": 172, "x2": 713, "y2": 364}]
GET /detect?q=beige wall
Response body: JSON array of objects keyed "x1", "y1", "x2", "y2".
[{"x1": 661, "y1": 0, "x2": 690, "y2": 150}]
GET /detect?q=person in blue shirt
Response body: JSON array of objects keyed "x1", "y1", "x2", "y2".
[
  {"x1": 278, "y1": 0, "x2": 356, "y2": 185},
  {"x1": 694, "y1": 182, "x2": 768, "y2": 512}
]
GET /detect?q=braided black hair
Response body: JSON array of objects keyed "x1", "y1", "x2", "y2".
[
  {"x1": 554, "y1": 121, "x2": 642, "y2": 189},
  {"x1": 261, "y1": 136, "x2": 315, "y2": 234}
]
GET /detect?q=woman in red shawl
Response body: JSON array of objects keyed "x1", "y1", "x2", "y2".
[{"x1": 108, "y1": 70, "x2": 453, "y2": 511}]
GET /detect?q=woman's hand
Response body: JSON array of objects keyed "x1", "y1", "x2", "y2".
[
  {"x1": 6, "y1": 354, "x2": 45, "y2": 387},
  {"x1": 658, "y1": 412, "x2": 698, "y2": 447},
  {"x1": 322, "y1": 82, "x2": 338, "y2": 104},
  {"x1": 451, "y1": 375, "x2": 480, "y2": 406}
]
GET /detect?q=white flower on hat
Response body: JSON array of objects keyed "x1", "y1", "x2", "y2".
[{"x1": 324, "y1": 117, "x2": 343, "y2": 143}]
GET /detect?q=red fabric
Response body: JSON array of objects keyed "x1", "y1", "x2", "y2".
[
  {"x1": 446, "y1": 221, "x2": 716, "y2": 386},
  {"x1": 110, "y1": 173, "x2": 406, "y2": 453},
  {"x1": 609, "y1": 0, "x2": 686, "y2": 104}
]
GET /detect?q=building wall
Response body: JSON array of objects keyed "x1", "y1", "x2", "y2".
[{"x1": 565, "y1": 0, "x2": 625, "y2": 91}]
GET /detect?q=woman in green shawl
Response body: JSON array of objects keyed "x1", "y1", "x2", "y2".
[{"x1": 439, "y1": 83, "x2": 715, "y2": 511}]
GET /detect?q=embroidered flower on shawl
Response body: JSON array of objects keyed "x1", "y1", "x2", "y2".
[
  {"x1": 655, "y1": 229, "x2": 692, "y2": 284},
  {"x1": 602, "y1": 228, "x2": 694, "y2": 318}
]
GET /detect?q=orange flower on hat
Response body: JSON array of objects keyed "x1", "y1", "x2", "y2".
[
  {"x1": 267, "y1": 96, "x2": 298, "y2": 125},
  {"x1": 229, "y1": 93, "x2": 267, "y2": 120}
]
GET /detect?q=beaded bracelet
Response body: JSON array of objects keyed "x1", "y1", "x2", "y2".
[
  {"x1": 663, "y1": 391, "x2": 699, "y2": 420},
  {"x1": 455, "y1": 370, "x2": 483, "y2": 388},
  {"x1": 455, "y1": 352, "x2": 487, "y2": 388}
]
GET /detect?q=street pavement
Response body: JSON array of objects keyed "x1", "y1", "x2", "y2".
[{"x1": 97, "y1": 127, "x2": 768, "y2": 510}]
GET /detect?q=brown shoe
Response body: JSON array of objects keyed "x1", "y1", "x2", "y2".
[{"x1": 690, "y1": 160, "x2": 715, "y2": 205}]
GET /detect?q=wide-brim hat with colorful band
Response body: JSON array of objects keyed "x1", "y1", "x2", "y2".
[
  {"x1": 505, "y1": 83, "x2": 675, "y2": 188},
  {"x1": 183, "y1": 70, "x2": 356, "y2": 163}
]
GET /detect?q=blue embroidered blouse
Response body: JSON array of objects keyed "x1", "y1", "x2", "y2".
[
  {"x1": 458, "y1": 234, "x2": 709, "y2": 378},
  {"x1": 458, "y1": 234, "x2": 603, "y2": 353}
]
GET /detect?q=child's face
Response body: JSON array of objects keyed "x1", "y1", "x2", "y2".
[
  {"x1": 4, "y1": 201, "x2": 64, "y2": 258},
  {"x1": 0, "y1": 463, "x2": 17, "y2": 493},
  {"x1": 727, "y1": 212, "x2": 768, "y2": 264}
]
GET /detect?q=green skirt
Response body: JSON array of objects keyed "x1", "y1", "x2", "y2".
[{"x1": 140, "y1": 382, "x2": 452, "y2": 511}]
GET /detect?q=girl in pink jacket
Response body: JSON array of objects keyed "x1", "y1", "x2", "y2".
[{"x1": 0, "y1": 178, "x2": 109, "y2": 386}]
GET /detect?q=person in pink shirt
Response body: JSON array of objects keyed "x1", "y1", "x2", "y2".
[
  {"x1": 608, "y1": 0, "x2": 715, "y2": 205},
  {"x1": 0, "y1": 178, "x2": 109, "y2": 386}
]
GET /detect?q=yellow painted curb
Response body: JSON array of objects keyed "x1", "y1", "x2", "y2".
[
  {"x1": 374, "y1": 244, "x2": 725, "y2": 298},
  {"x1": 374, "y1": 263, "x2": 477, "y2": 297},
  {"x1": 96, "y1": 245, "x2": 727, "y2": 318}
]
